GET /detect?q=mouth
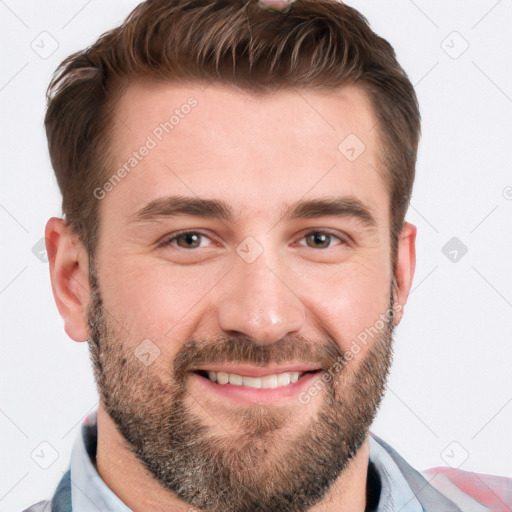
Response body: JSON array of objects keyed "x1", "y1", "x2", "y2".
[
  {"x1": 190, "y1": 365, "x2": 323, "y2": 404},
  {"x1": 195, "y1": 369, "x2": 315, "y2": 389}
]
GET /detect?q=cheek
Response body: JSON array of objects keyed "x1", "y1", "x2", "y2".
[
  {"x1": 97, "y1": 256, "x2": 227, "y2": 348},
  {"x1": 300, "y1": 259, "x2": 392, "y2": 354}
]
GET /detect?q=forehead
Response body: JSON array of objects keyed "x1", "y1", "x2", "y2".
[{"x1": 103, "y1": 80, "x2": 388, "y2": 227}]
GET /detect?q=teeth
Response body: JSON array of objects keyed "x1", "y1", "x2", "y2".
[
  {"x1": 217, "y1": 372, "x2": 229, "y2": 385},
  {"x1": 261, "y1": 374, "x2": 277, "y2": 389},
  {"x1": 204, "y1": 371, "x2": 302, "y2": 389},
  {"x1": 230, "y1": 373, "x2": 243, "y2": 386},
  {"x1": 242, "y1": 376, "x2": 261, "y2": 388},
  {"x1": 277, "y1": 373, "x2": 291, "y2": 386}
]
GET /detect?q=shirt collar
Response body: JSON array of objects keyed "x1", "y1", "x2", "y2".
[
  {"x1": 367, "y1": 433, "x2": 424, "y2": 512},
  {"x1": 70, "y1": 411, "x2": 132, "y2": 512}
]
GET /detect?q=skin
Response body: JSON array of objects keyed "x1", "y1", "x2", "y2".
[{"x1": 45, "y1": 81, "x2": 416, "y2": 511}]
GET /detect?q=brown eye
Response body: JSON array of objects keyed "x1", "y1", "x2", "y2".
[
  {"x1": 160, "y1": 231, "x2": 212, "y2": 249},
  {"x1": 175, "y1": 232, "x2": 202, "y2": 248},
  {"x1": 299, "y1": 231, "x2": 345, "y2": 249}
]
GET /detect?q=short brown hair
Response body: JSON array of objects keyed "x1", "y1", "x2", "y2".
[{"x1": 45, "y1": 0, "x2": 420, "y2": 269}]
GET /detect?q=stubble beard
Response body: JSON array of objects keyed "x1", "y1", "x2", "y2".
[{"x1": 86, "y1": 261, "x2": 395, "y2": 512}]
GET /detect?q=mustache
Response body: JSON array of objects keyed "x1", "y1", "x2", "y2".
[{"x1": 172, "y1": 334, "x2": 344, "y2": 380}]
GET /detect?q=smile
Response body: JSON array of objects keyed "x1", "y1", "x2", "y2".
[
  {"x1": 202, "y1": 370, "x2": 304, "y2": 388},
  {"x1": 191, "y1": 365, "x2": 323, "y2": 404}
]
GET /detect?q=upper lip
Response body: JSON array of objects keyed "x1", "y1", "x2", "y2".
[{"x1": 192, "y1": 364, "x2": 321, "y2": 378}]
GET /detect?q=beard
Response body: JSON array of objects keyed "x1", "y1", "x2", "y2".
[{"x1": 86, "y1": 260, "x2": 396, "y2": 512}]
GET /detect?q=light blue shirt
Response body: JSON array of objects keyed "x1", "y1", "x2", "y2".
[
  {"x1": 69, "y1": 412, "x2": 131, "y2": 512},
  {"x1": 32, "y1": 407, "x2": 507, "y2": 511}
]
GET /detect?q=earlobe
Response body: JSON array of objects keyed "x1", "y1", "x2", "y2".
[
  {"x1": 392, "y1": 222, "x2": 417, "y2": 325},
  {"x1": 45, "y1": 217, "x2": 91, "y2": 342}
]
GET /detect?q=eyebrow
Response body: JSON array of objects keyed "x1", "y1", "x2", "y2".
[
  {"x1": 132, "y1": 195, "x2": 232, "y2": 223},
  {"x1": 131, "y1": 195, "x2": 378, "y2": 229},
  {"x1": 284, "y1": 197, "x2": 377, "y2": 228}
]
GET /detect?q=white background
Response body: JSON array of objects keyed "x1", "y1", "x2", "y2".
[{"x1": 1, "y1": 1, "x2": 511, "y2": 510}]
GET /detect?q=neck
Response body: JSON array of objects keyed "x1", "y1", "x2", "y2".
[{"x1": 96, "y1": 403, "x2": 370, "y2": 512}]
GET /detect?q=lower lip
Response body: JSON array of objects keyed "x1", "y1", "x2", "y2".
[{"x1": 190, "y1": 371, "x2": 321, "y2": 405}]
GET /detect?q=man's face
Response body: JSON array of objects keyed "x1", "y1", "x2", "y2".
[{"x1": 88, "y1": 82, "x2": 399, "y2": 511}]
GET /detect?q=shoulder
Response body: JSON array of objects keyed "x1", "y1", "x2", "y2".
[
  {"x1": 22, "y1": 469, "x2": 72, "y2": 512},
  {"x1": 22, "y1": 500, "x2": 52, "y2": 512},
  {"x1": 421, "y1": 466, "x2": 512, "y2": 511}
]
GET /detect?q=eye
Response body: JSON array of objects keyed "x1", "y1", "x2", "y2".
[
  {"x1": 297, "y1": 230, "x2": 347, "y2": 249},
  {"x1": 158, "y1": 231, "x2": 215, "y2": 250}
]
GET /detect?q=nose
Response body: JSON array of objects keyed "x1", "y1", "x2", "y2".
[{"x1": 216, "y1": 252, "x2": 306, "y2": 345}]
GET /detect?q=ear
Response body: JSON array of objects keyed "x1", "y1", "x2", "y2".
[
  {"x1": 392, "y1": 222, "x2": 416, "y2": 325},
  {"x1": 45, "y1": 217, "x2": 91, "y2": 342}
]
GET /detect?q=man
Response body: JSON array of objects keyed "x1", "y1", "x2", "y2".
[{"x1": 27, "y1": 0, "x2": 511, "y2": 511}]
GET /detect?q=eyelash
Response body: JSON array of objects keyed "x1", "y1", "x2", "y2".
[{"x1": 158, "y1": 230, "x2": 348, "y2": 250}]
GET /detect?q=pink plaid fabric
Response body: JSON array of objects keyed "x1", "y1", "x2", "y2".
[{"x1": 422, "y1": 467, "x2": 512, "y2": 511}]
